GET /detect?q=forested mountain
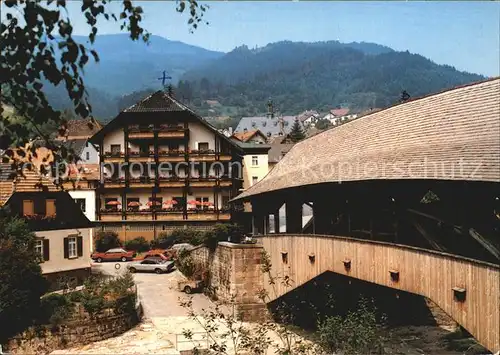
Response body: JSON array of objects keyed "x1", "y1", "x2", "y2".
[
  {"x1": 180, "y1": 42, "x2": 485, "y2": 115},
  {"x1": 45, "y1": 34, "x2": 222, "y2": 98},
  {"x1": 42, "y1": 36, "x2": 485, "y2": 121}
]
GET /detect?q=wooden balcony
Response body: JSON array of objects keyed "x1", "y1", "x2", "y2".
[
  {"x1": 158, "y1": 126, "x2": 186, "y2": 138},
  {"x1": 158, "y1": 151, "x2": 186, "y2": 162},
  {"x1": 186, "y1": 210, "x2": 231, "y2": 221},
  {"x1": 188, "y1": 153, "x2": 232, "y2": 162},
  {"x1": 100, "y1": 212, "x2": 122, "y2": 221},
  {"x1": 128, "y1": 125, "x2": 154, "y2": 139},
  {"x1": 156, "y1": 211, "x2": 185, "y2": 221},
  {"x1": 189, "y1": 177, "x2": 217, "y2": 187},
  {"x1": 128, "y1": 152, "x2": 155, "y2": 162},
  {"x1": 103, "y1": 178, "x2": 126, "y2": 188},
  {"x1": 129, "y1": 131, "x2": 154, "y2": 139},
  {"x1": 129, "y1": 177, "x2": 154, "y2": 188},
  {"x1": 103, "y1": 152, "x2": 125, "y2": 163},
  {"x1": 127, "y1": 211, "x2": 154, "y2": 221},
  {"x1": 158, "y1": 177, "x2": 186, "y2": 188},
  {"x1": 99, "y1": 210, "x2": 231, "y2": 222}
]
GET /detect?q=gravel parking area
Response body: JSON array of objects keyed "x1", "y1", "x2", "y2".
[{"x1": 91, "y1": 261, "x2": 213, "y2": 317}]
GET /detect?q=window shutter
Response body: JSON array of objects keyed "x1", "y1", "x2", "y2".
[
  {"x1": 23, "y1": 200, "x2": 34, "y2": 215},
  {"x1": 77, "y1": 236, "x2": 83, "y2": 257},
  {"x1": 43, "y1": 239, "x2": 50, "y2": 261},
  {"x1": 46, "y1": 199, "x2": 56, "y2": 217},
  {"x1": 63, "y1": 237, "x2": 69, "y2": 259}
]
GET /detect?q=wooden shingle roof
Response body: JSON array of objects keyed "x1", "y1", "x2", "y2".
[
  {"x1": 0, "y1": 163, "x2": 58, "y2": 206},
  {"x1": 123, "y1": 91, "x2": 188, "y2": 113},
  {"x1": 235, "y1": 78, "x2": 500, "y2": 201}
]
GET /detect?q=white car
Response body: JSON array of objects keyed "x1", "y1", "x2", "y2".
[{"x1": 127, "y1": 259, "x2": 175, "y2": 274}]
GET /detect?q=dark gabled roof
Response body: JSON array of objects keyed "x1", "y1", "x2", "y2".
[
  {"x1": 90, "y1": 91, "x2": 243, "y2": 153},
  {"x1": 123, "y1": 91, "x2": 189, "y2": 113},
  {"x1": 231, "y1": 139, "x2": 271, "y2": 154},
  {"x1": 58, "y1": 118, "x2": 102, "y2": 139}
]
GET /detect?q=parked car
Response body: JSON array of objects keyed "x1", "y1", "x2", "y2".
[
  {"x1": 127, "y1": 259, "x2": 175, "y2": 274},
  {"x1": 144, "y1": 255, "x2": 169, "y2": 263},
  {"x1": 178, "y1": 279, "x2": 204, "y2": 294},
  {"x1": 91, "y1": 248, "x2": 135, "y2": 262}
]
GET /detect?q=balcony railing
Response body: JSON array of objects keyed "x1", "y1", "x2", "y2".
[
  {"x1": 158, "y1": 150, "x2": 186, "y2": 157},
  {"x1": 104, "y1": 151, "x2": 125, "y2": 158},
  {"x1": 189, "y1": 149, "x2": 216, "y2": 155},
  {"x1": 103, "y1": 177, "x2": 126, "y2": 187}
]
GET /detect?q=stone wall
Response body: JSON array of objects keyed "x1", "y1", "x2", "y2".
[
  {"x1": 5, "y1": 310, "x2": 141, "y2": 354},
  {"x1": 188, "y1": 242, "x2": 267, "y2": 321}
]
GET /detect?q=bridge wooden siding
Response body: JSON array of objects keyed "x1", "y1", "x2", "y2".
[{"x1": 258, "y1": 234, "x2": 500, "y2": 353}]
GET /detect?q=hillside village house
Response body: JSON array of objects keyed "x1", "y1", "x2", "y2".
[
  {"x1": 231, "y1": 129, "x2": 268, "y2": 144},
  {"x1": 0, "y1": 165, "x2": 93, "y2": 291},
  {"x1": 296, "y1": 110, "x2": 320, "y2": 127},
  {"x1": 56, "y1": 118, "x2": 101, "y2": 164},
  {"x1": 89, "y1": 90, "x2": 245, "y2": 241},
  {"x1": 323, "y1": 108, "x2": 357, "y2": 125}
]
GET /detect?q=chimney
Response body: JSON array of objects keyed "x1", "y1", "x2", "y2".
[
  {"x1": 229, "y1": 127, "x2": 233, "y2": 135},
  {"x1": 267, "y1": 99, "x2": 274, "y2": 119}
]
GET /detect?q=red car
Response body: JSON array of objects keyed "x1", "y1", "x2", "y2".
[{"x1": 91, "y1": 248, "x2": 135, "y2": 262}]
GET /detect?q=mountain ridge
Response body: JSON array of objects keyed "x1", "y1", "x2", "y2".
[{"x1": 42, "y1": 34, "x2": 485, "y2": 120}]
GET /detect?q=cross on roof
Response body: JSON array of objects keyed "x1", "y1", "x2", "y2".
[{"x1": 157, "y1": 70, "x2": 172, "y2": 88}]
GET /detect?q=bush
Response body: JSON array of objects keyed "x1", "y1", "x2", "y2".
[
  {"x1": 212, "y1": 223, "x2": 244, "y2": 244},
  {"x1": 124, "y1": 236, "x2": 150, "y2": 252},
  {"x1": 0, "y1": 217, "x2": 48, "y2": 341},
  {"x1": 39, "y1": 293, "x2": 74, "y2": 325},
  {"x1": 95, "y1": 231, "x2": 122, "y2": 252},
  {"x1": 317, "y1": 297, "x2": 387, "y2": 355},
  {"x1": 152, "y1": 228, "x2": 204, "y2": 249}
]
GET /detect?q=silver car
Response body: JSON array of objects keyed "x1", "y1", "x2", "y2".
[{"x1": 127, "y1": 259, "x2": 174, "y2": 274}]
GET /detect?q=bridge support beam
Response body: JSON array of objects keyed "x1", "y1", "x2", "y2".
[
  {"x1": 286, "y1": 200, "x2": 303, "y2": 233},
  {"x1": 313, "y1": 200, "x2": 331, "y2": 234}
]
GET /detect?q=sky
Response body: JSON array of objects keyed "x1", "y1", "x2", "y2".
[{"x1": 54, "y1": 1, "x2": 500, "y2": 77}]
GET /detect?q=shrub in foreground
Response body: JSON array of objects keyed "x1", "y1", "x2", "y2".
[
  {"x1": 95, "y1": 231, "x2": 122, "y2": 252},
  {"x1": 124, "y1": 236, "x2": 149, "y2": 252}
]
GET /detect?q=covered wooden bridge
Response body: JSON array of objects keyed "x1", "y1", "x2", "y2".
[{"x1": 233, "y1": 78, "x2": 500, "y2": 352}]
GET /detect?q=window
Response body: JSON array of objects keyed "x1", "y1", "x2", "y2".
[
  {"x1": 169, "y1": 142, "x2": 179, "y2": 151},
  {"x1": 68, "y1": 236, "x2": 77, "y2": 258},
  {"x1": 85, "y1": 151, "x2": 90, "y2": 160},
  {"x1": 46, "y1": 199, "x2": 56, "y2": 217},
  {"x1": 198, "y1": 142, "x2": 209, "y2": 151},
  {"x1": 252, "y1": 176, "x2": 259, "y2": 185},
  {"x1": 75, "y1": 198, "x2": 86, "y2": 213},
  {"x1": 23, "y1": 200, "x2": 34, "y2": 216},
  {"x1": 127, "y1": 198, "x2": 140, "y2": 211},
  {"x1": 35, "y1": 239, "x2": 43, "y2": 257},
  {"x1": 110, "y1": 144, "x2": 121, "y2": 155},
  {"x1": 196, "y1": 197, "x2": 209, "y2": 210},
  {"x1": 252, "y1": 156, "x2": 258, "y2": 166}
]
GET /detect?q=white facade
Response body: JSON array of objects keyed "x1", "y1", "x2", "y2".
[
  {"x1": 242, "y1": 153, "x2": 269, "y2": 190},
  {"x1": 68, "y1": 190, "x2": 96, "y2": 251},
  {"x1": 324, "y1": 113, "x2": 358, "y2": 125},
  {"x1": 35, "y1": 228, "x2": 91, "y2": 274},
  {"x1": 80, "y1": 141, "x2": 99, "y2": 164},
  {"x1": 102, "y1": 129, "x2": 125, "y2": 154},
  {"x1": 189, "y1": 122, "x2": 216, "y2": 151}
]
